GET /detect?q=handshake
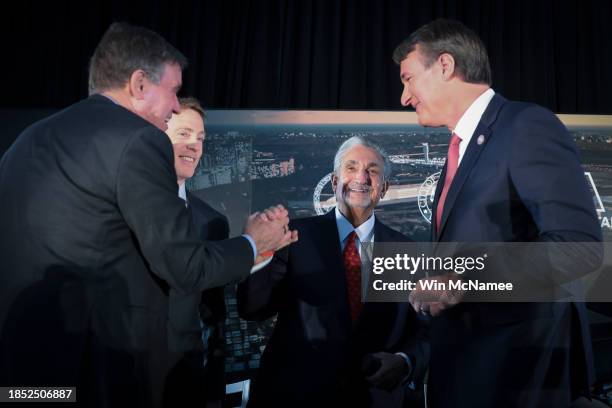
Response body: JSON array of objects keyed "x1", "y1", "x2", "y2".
[{"x1": 243, "y1": 205, "x2": 299, "y2": 262}]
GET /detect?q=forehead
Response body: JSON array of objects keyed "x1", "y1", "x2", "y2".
[
  {"x1": 341, "y1": 145, "x2": 383, "y2": 165},
  {"x1": 399, "y1": 47, "x2": 428, "y2": 76},
  {"x1": 168, "y1": 109, "x2": 204, "y2": 132}
]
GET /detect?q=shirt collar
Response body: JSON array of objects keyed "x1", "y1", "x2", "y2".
[
  {"x1": 178, "y1": 183, "x2": 187, "y2": 202},
  {"x1": 334, "y1": 207, "x2": 375, "y2": 243},
  {"x1": 98, "y1": 93, "x2": 120, "y2": 106},
  {"x1": 452, "y1": 88, "x2": 495, "y2": 142}
]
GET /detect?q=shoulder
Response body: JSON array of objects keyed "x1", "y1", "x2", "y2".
[
  {"x1": 496, "y1": 98, "x2": 562, "y2": 130},
  {"x1": 289, "y1": 212, "x2": 333, "y2": 230},
  {"x1": 188, "y1": 193, "x2": 228, "y2": 221},
  {"x1": 375, "y1": 219, "x2": 412, "y2": 243}
]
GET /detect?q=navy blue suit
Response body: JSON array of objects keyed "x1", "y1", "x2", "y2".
[
  {"x1": 429, "y1": 94, "x2": 602, "y2": 408},
  {"x1": 237, "y1": 210, "x2": 429, "y2": 408}
]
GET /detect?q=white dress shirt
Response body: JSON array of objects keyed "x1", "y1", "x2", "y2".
[
  {"x1": 452, "y1": 88, "x2": 495, "y2": 166},
  {"x1": 335, "y1": 207, "x2": 375, "y2": 254}
]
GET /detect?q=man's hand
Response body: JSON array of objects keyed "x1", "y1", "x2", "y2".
[
  {"x1": 244, "y1": 205, "x2": 298, "y2": 258},
  {"x1": 363, "y1": 352, "x2": 410, "y2": 391},
  {"x1": 408, "y1": 273, "x2": 464, "y2": 317}
]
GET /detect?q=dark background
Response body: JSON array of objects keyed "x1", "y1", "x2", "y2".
[
  {"x1": 1, "y1": 0, "x2": 611, "y2": 397},
  {"x1": 2, "y1": 0, "x2": 612, "y2": 114}
]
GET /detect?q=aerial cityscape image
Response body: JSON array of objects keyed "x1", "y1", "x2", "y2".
[{"x1": 186, "y1": 110, "x2": 612, "y2": 383}]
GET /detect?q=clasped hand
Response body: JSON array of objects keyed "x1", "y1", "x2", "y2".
[{"x1": 244, "y1": 205, "x2": 298, "y2": 261}]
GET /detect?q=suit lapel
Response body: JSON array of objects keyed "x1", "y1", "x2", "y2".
[
  {"x1": 355, "y1": 219, "x2": 398, "y2": 333},
  {"x1": 431, "y1": 164, "x2": 448, "y2": 241},
  {"x1": 316, "y1": 210, "x2": 354, "y2": 332},
  {"x1": 436, "y1": 94, "x2": 507, "y2": 239},
  {"x1": 316, "y1": 210, "x2": 346, "y2": 295}
]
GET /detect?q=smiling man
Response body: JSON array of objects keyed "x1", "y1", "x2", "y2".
[
  {"x1": 0, "y1": 22, "x2": 295, "y2": 407},
  {"x1": 237, "y1": 136, "x2": 429, "y2": 408},
  {"x1": 393, "y1": 18, "x2": 602, "y2": 408},
  {"x1": 166, "y1": 98, "x2": 205, "y2": 186},
  {"x1": 163, "y1": 97, "x2": 230, "y2": 408}
]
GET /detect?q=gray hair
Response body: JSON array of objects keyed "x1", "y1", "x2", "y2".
[
  {"x1": 333, "y1": 136, "x2": 392, "y2": 180},
  {"x1": 88, "y1": 22, "x2": 188, "y2": 95},
  {"x1": 392, "y1": 18, "x2": 491, "y2": 86}
]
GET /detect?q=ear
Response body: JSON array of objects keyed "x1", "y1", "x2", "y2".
[
  {"x1": 380, "y1": 180, "x2": 389, "y2": 200},
  {"x1": 438, "y1": 53, "x2": 456, "y2": 80},
  {"x1": 331, "y1": 173, "x2": 339, "y2": 193},
  {"x1": 128, "y1": 69, "x2": 148, "y2": 99}
]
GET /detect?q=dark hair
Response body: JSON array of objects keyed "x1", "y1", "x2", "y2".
[
  {"x1": 88, "y1": 22, "x2": 188, "y2": 94},
  {"x1": 179, "y1": 97, "x2": 206, "y2": 120},
  {"x1": 393, "y1": 19, "x2": 491, "y2": 86}
]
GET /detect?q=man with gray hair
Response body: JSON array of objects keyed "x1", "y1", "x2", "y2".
[
  {"x1": 0, "y1": 22, "x2": 295, "y2": 407},
  {"x1": 237, "y1": 136, "x2": 428, "y2": 407}
]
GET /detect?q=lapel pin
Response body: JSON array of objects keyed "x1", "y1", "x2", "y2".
[{"x1": 477, "y1": 134, "x2": 485, "y2": 145}]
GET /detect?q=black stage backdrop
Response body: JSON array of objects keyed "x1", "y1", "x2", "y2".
[{"x1": 2, "y1": 0, "x2": 612, "y2": 114}]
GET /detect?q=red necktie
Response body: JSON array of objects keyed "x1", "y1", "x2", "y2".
[
  {"x1": 436, "y1": 133, "x2": 461, "y2": 233},
  {"x1": 343, "y1": 231, "x2": 363, "y2": 321}
]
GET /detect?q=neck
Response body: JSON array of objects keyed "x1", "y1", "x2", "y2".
[
  {"x1": 101, "y1": 88, "x2": 137, "y2": 116},
  {"x1": 446, "y1": 83, "x2": 490, "y2": 130},
  {"x1": 339, "y1": 205, "x2": 373, "y2": 228}
]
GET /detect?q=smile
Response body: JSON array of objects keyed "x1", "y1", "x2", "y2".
[
  {"x1": 179, "y1": 155, "x2": 196, "y2": 163},
  {"x1": 348, "y1": 187, "x2": 371, "y2": 193}
]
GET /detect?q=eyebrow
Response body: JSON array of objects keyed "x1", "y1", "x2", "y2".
[{"x1": 344, "y1": 160, "x2": 381, "y2": 168}]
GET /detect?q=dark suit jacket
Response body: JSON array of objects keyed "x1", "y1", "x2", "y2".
[
  {"x1": 0, "y1": 95, "x2": 253, "y2": 408},
  {"x1": 237, "y1": 210, "x2": 429, "y2": 408},
  {"x1": 164, "y1": 191, "x2": 230, "y2": 406},
  {"x1": 428, "y1": 93, "x2": 602, "y2": 408}
]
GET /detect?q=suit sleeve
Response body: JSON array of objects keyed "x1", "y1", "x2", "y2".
[
  {"x1": 384, "y1": 231, "x2": 430, "y2": 383},
  {"x1": 115, "y1": 128, "x2": 253, "y2": 293},
  {"x1": 236, "y1": 245, "x2": 290, "y2": 321},
  {"x1": 505, "y1": 106, "x2": 602, "y2": 284},
  {"x1": 393, "y1": 311, "x2": 430, "y2": 384},
  {"x1": 509, "y1": 105, "x2": 601, "y2": 242}
]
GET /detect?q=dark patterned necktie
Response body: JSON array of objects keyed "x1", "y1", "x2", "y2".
[{"x1": 343, "y1": 231, "x2": 362, "y2": 321}]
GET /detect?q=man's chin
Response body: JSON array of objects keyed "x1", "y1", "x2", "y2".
[{"x1": 346, "y1": 198, "x2": 372, "y2": 209}]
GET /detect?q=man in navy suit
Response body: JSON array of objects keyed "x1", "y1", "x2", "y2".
[
  {"x1": 162, "y1": 97, "x2": 229, "y2": 408},
  {"x1": 237, "y1": 136, "x2": 429, "y2": 407},
  {"x1": 393, "y1": 19, "x2": 602, "y2": 408}
]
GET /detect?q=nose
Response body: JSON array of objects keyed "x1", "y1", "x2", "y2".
[
  {"x1": 186, "y1": 139, "x2": 201, "y2": 152},
  {"x1": 354, "y1": 168, "x2": 369, "y2": 184},
  {"x1": 401, "y1": 83, "x2": 411, "y2": 107},
  {"x1": 171, "y1": 94, "x2": 180, "y2": 114}
]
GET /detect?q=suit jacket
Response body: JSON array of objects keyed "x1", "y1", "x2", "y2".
[
  {"x1": 0, "y1": 95, "x2": 253, "y2": 408},
  {"x1": 164, "y1": 191, "x2": 230, "y2": 406},
  {"x1": 428, "y1": 93, "x2": 602, "y2": 408},
  {"x1": 237, "y1": 210, "x2": 429, "y2": 408}
]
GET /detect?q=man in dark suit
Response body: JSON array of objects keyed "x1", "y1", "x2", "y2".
[
  {"x1": 237, "y1": 136, "x2": 429, "y2": 407},
  {"x1": 0, "y1": 23, "x2": 295, "y2": 408},
  {"x1": 393, "y1": 19, "x2": 602, "y2": 408},
  {"x1": 162, "y1": 97, "x2": 230, "y2": 408}
]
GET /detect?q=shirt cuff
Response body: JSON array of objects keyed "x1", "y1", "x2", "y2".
[
  {"x1": 250, "y1": 255, "x2": 273, "y2": 274},
  {"x1": 395, "y1": 352, "x2": 413, "y2": 382},
  {"x1": 242, "y1": 234, "x2": 257, "y2": 262}
]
